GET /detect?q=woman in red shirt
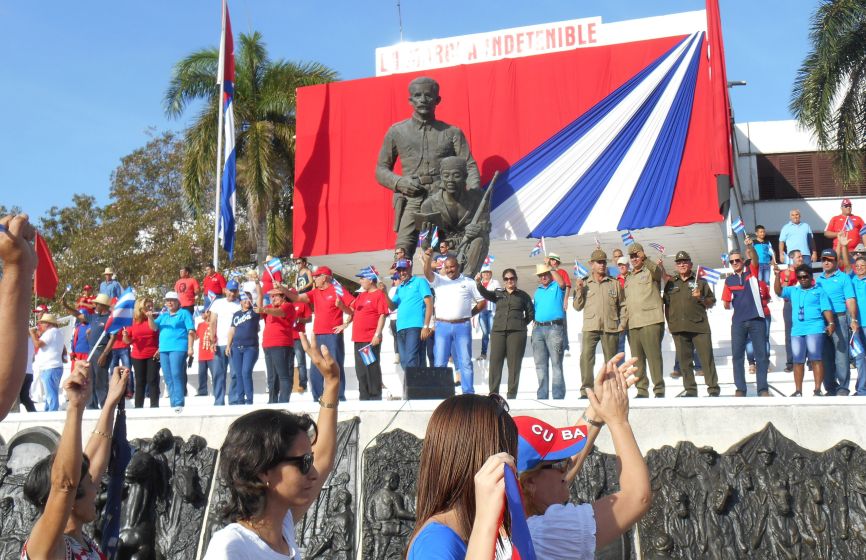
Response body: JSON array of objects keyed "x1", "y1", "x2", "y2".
[
  {"x1": 258, "y1": 289, "x2": 296, "y2": 403},
  {"x1": 124, "y1": 297, "x2": 161, "y2": 408}
]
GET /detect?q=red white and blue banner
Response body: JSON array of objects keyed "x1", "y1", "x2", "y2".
[
  {"x1": 218, "y1": 1, "x2": 237, "y2": 259},
  {"x1": 294, "y1": 2, "x2": 731, "y2": 257}
]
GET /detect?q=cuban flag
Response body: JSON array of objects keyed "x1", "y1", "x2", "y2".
[
  {"x1": 648, "y1": 242, "x2": 665, "y2": 254},
  {"x1": 731, "y1": 217, "x2": 745, "y2": 235},
  {"x1": 721, "y1": 253, "x2": 729, "y2": 266},
  {"x1": 331, "y1": 278, "x2": 345, "y2": 297},
  {"x1": 105, "y1": 288, "x2": 136, "y2": 334},
  {"x1": 621, "y1": 231, "x2": 635, "y2": 247},
  {"x1": 358, "y1": 344, "x2": 376, "y2": 365},
  {"x1": 100, "y1": 402, "x2": 132, "y2": 556},
  {"x1": 484, "y1": 255, "x2": 495, "y2": 266},
  {"x1": 851, "y1": 333, "x2": 865, "y2": 360},
  {"x1": 503, "y1": 466, "x2": 537, "y2": 560},
  {"x1": 265, "y1": 257, "x2": 283, "y2": 275},
  {"x1": 217, "y1": 1, "x2": 237, "y2": 259},
  {"x1": 529, "y1": 237, "x2": 545, "y2": 257},
  {"x1": 417, "y1": 227, "x2": 429, "y2": 248},
  {"x1": 844, "y1": 217, "x2": 855, "y2": 232},
  {"x1": 490, "y1": 32, "x2": 707, "y2": 239},
  {"x1": 697, "y1": 266, "x2": 721, "y2": 284},
  {"x1": 430, "y1": 226, "x2": 439, "y2": 247},
  {"x1": 573, "y1": 260, "x2": 589, "y2": 278}
]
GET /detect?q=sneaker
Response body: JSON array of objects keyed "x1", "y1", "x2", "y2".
[
  {"x1": 813, "y1": 389, "x2": 824, "y2": 397},
  {"x1": 836, "y1": 388, "x2": 851, "y2": 396},
  {"x1": 695, "y1": 369, "x2": 704, "y2": 377},
  {"x1": 670, "y1": 370, "x2": 682, "y2": 379},
  {"x1": 790, "y1": 390, "x2": 802, "y2": 397},
  {"x1": 479, "y1": 354, "x2": 487, "y2": 361},
  {"x1": 749, "y1": 364, "x2": 756, "y2": 374},
  {"x1": 784, "y1": 365, "x2": 794, "y2": 373},
  {"x1": 173, "y1": 406, "x2": 183, "y2": 414}
]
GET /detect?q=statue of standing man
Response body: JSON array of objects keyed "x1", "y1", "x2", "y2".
[{"x1": 376, "y1": 77, "x2": 480, "y2": 258}]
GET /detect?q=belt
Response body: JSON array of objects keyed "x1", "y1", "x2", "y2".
[
  {"x1": 436, "y1": 317, "x2": 470, "y2": 324},
  {"x1": 535, "y1": 319, "x2": 563, "y2": 326},
  {"x1": 835, "y1": 312, "x2": 847, "y2": 316}
]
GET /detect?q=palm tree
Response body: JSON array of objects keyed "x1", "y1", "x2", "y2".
[
  {"x1": 791, "y1": 0, "x2": 866, "y2": 185},
  {"x1": 165, "y1": 32, "x2": 337, "y2": 261}
]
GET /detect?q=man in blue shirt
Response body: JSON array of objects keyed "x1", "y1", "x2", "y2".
[
  {"x1": 99, "y1": 267, "x2": 123, "y2": 300},
  {"x1": 815, "y1": 248, "x2": 858, "y2": 395},
  {"x1": 779, "y1": 209, "x2": 818, "y2": 265},
  {"x1": 387, "y1": 259, "x2": 433, "y2": 372},
  {"x1": 531, "y1": 263, "x2": 567, "y2": 399},
  {"x1": 837, "y1": 231, "x2": 866, "y2": 396}
]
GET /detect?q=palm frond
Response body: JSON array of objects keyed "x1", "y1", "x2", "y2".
[{"x1": 164, "y1": 48, "x2": 220, "y2": 119}]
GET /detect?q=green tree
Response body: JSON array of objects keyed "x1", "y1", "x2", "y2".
[
  {"x1": 164, "y1": 31, "x2": 337, "y2": 263},
  {"x1": 791, "y1": 0, "x2": 866, "y2": 184}
]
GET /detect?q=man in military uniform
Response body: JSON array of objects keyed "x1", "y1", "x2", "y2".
[
  {"x1": 573, "y1": 249, "x2": 625, "y2": 397},
  {"x1": 376, "y1": 77, "x2": 480, "y2": 257},
  {"x1": 623, "y1": 243, "x2": 666, "y2": 397},
  {"x1": 663, "y1": 251, "x2": 720, "y2": 396}
]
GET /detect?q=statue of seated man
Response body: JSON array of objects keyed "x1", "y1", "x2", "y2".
[{"x1": 417, "y1": 156, "x2": 490, "y2": 277}]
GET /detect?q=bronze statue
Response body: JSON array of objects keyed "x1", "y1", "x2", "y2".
[
  {"x1": 752, "y1": 486, "x2": 801, "y2": 559},
  {"x1": 366, "y1": 471, "x2": 416, "y2": 560},
  {"x1": 418, "y1": 156, "x2": 492, "y2": 277},
  {"x1": 308, "y1": 488, "x2": 354, "y2": 559},
  {"x1": 800, "y1": 478, "x2": 832, "y2": 560},
  {"x1": 376, "y1": 77, "x2": 480, "y2": 257},
  {"x1": 118, "y1": 452, "x2": 162, "y2": 560}
]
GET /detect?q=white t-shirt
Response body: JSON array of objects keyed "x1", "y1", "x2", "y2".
[
  {"x1": 241, "y1": 280, "x2": 260, "y2": 303},
  {"x1": 26, "y1": 338, "x2": 35, "y2": 374},
  {"x1": 430, "y1": 274, "x2": 483, "y2": 321},
  {"x1": 481, "y1": 278, "x2": 502, "y2": 313},
  {"x1": 203, "y1": 510, "x2": 299, "y2": 560},
  {"x1": 209, "y1": 298, "x2": 242, "y2": 346},
  {"x1": 37, "y1": 328, "x2": 66, "y2": 369},
  {"x1": 527, "y1": 503, "x2": 596, "y2": 559}
]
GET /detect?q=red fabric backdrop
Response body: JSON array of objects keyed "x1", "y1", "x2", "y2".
[{"x1": 295, "y1": 29, "x2": 729, "y2": 257}]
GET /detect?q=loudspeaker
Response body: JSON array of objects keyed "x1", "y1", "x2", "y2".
[{"x1": 403, "y1": 367, "x2": 455, "y2": 400}]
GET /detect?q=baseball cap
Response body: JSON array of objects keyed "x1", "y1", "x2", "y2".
[
  {"x1": 226, "y1": 280, "x2": 240, "y2": 291},
  {"x1": 842, "y1": 198, "x2": 853, "y2": 206},
  {"x1": 313, "y1": 266, "x2": 333, "y2": 277},
  {"x1": 617, "y1": 256, "x2": 629, "y2": 266},
  {"x1": 675, "y1": 251, "x2": 691, "y2": 261},
  {"x1": 239, "y1": 291, "x2": 252, "y2": 301},
  {"x1": 83, "y1": 284, "x2": 93, "y2": 290},
  {"x1": 628, "y1": 242, "x2": 644, "y2": 255},
  {"x1": 355, "y1": 267, "x2": 379, "y2": 280},
  {"x1": 547, "y1": 252, "x2": 562, "y2": 262},
  {"x1": 821, "y1": 248, "x2": 837, "y2": 260},
  {"x1": 394, "y1": 259, "x2": 411, "y2": 269},
  {"x1": 854, "y1": 244, "x2": 866, "y2": 254},
  {"x1": 164, "y1": 291, "x2": 180, "y2": 300},
  {"x1": 515, "y1": 416, "x2": 589, "y2": 473},
  {"x1": 590, "y1": 249, "x2": 607, "y2": 262}
]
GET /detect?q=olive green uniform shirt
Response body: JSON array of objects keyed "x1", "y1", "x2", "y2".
[
  {"x1": 623, "y1": 260, "x2": 665, "y2": 328},
  {"x1": 573, "y1": 275, "x2": 625, "y2": 333},
  {"x1": 662, "y1": 273, "x2": 716, "y2": 334}
]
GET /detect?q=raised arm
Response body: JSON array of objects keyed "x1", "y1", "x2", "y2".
[
  {"x1": 0, "y1": 214, "x2": 37, "y2": 421},
  {"x1": 773, "y1": 264, "x2": 784, "y2": 297},
  {"x1": 422, "y1": 248, "x2": 435, "y2": 282},
  {"x1": 84, "y1": 367, "x2": 129, "y2": 483},
  {"x1": 587, "y1": 367, "x2": 651, "y2": 549}
]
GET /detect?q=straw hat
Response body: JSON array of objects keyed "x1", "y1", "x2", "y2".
[
  {"x1": 103, "y1": 267, "x2": 115, "y2": 276},
  {"x1": 93, "y1": 294, "x2": 112, "y2": 306},
  {"x1": 535, "y1": 264, "x2": 552, "y2": 275},
  {"x1": 37, "y1": 313, "x2": 62, "y2": 327}
]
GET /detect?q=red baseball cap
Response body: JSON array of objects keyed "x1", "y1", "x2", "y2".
[
  {"x1": 313, "y1": 266, "x2": 333, "y2": 277},
  {"x1": 842, "y1": 198, "x2": 853, "y2": 206},
  {"x1": 83, "y1": 285, "x2": 93, "y2": 290},
  {"x1": 514, "y1": 416, "x2": 588, "y2": 473}
]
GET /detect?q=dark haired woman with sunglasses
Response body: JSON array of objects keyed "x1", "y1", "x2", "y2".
[
  {"x1": 203, "y1": 334, "x2": 340, "y2": 559},
  {"x1": 476, "y1": 268, "x2": 534, "y2": 398}
]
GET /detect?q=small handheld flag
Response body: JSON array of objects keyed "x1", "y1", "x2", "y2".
[
  {"x1": 529, "y1": 237, "x2": 545, "y2": 258},
  {"x1": 731, "y1": 217, "x2": 745, "y2": 235},
  {"x1": 844, "y1": 217, "x2": 855, "y2": 232},
  {"x1": 851, "y1": 333, "x2": 865, "y2": 360},
  {"x1": 430, "y1": 226, "x2": 439, "y2": 247},
  {"x1": 265, "y1": 257, "x2": 283, "y2": 275},
  {"x1": 621, "y1": 231, "x2": 635, "y2": 247},
  {"x1": 331, "y1": 278, "x2": 345, "y2": 297},
  {"x1": 648, "y1": 242, "x2": 665, "y2": 254},
  {"x1": 105, "y1": 288, "x2": 136, "y2": 334},
  {"x1": 573, "y1": 260, "x2": 588, "y2": 277},
  {"x1": 697, "y1": 266, "x2": 721, "y2": 284},
  {"x1": 358, "y1": 344, "x2": 376, "y2": 365},
  {"x1": 594, "y1": 235, "x2": 601, "y2": 248},
  {"x1": 484, "y1": 255, "x2": 495, "y2": 266},
  {"x1": 417, "y1": 228, "x2": 429, "y2": 248},
  {"x1": 504, "y1": 466, "x2": 537, "y2": 560},
  {"x1": 721, "y1": 253, "x2": 729, "y2": 266}
]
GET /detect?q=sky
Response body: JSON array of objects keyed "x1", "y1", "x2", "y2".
[{"x1": 1, "y1": 0, "x2": 817, "y2": 221}]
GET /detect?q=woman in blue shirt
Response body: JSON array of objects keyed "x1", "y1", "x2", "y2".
[
  {"x1": 149, "y1": 291, "x2": 195, "y2": 411},
  {"x1": 774, "y1": 264, "x2": 834, "y2": 396},
  {"x1": 227, "y1": 292, "x2": 261, "y2": 405}
]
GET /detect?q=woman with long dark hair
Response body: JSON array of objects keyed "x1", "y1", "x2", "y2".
[{"x1": 203, "y1": 335, "x2": 340, "y2": 559}]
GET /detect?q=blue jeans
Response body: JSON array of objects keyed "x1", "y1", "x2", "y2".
[
  {"x1": 852, "y1": 329, "x2": 866, "y2": 396},
  {"x1": 213, "y1": 346, "x2": 228, "y2": 405},
  {"x1": 230, "y1": 345, "x2": 259, "y2": 404},
  {"x1": 746, "y1": 316, "x2": 772, "y2": 365},
  {"x1": 41, "y1": 367, "x2": 63, "y2": 411},
  {"x1": 783, "y1": 300, "x2": 793, "y2": 367},
  {"x1": 434, "y1": 321, "x2": 474, "y2": 394},
  {"x1": 264, "y1": 346, "x2": 294, "y2": 403},
  {"x1": 293, "y1": 339, "x2": 308, "y2": 389},
  {"x1": 309, "y1": 333, "x2": 346, "y2": 402},
  {"x1": 758, "y1": 263, "x2": 771, "y2": 285},
  {"x1": 160, "y1": 351, "x2": 187, "y2": 407},
  {"x1": 478, "y1": 310, "x2": 492, "y2": 356},
  {"x1": 397, "y1": 327, "x2": 423, "y2": 371},
  {"x1": 423, "y1": 335, "x2": 435, "y2": 367},
  {"x1": 531, "y1": 324, "x2": 565, "y2": 399},
  {"x1": 109, "y1": 347, "x2": 132, "y2": 392},
  {"x1": 823, "y1": 314, "x2": 851, "y2": 394},
  {"x1": 732, "y1": 319, "x2": 769, "y2": 394},
  {"x1": 197, "y1": 359, "x2": 213, "y2": 396}
]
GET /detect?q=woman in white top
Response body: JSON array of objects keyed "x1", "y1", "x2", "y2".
[
  {"x1": 28, "y1": 314, "x2": 67, "y2": 411},
  {"x1": 518, "y1": 354, "x2": 650, "y2": 559},
  {"x1": 242, "y1": 269, "x2": 260, "y2": 304},
  {"x1": 203, "y1": 334, "x2": 340, "y2": 560}
]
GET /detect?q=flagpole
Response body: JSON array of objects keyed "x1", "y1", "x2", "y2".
[{"x1": 212, "y1": 0, "x2": 228, "y2": 272}]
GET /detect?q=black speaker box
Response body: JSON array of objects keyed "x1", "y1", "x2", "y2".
[{"x1": 403, "y1": 367, "x2": 455, "y2": 400}]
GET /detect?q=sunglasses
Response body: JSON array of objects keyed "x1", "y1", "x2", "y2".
[
  {"x1": 503, "y1": 276, "x2": 517, "y2": 281},
  {"x1": 797, "y1": 275, "x2": 811, "y2": 280},
  {"x1": 629, "y1": 255, "x2": 641, "y2": 260},
  {"x1": 540, "y1": 458, "x2": 573, "y2": 473},
  {"x1": 728, "y1": 259, "x2": 742, "y2": 264},
  {"x1": 843, "y1": 204, "x2": 853, "y2": 208},
  {"x1": 277, "y1": 452, "x2": 314, "y2": 475}
]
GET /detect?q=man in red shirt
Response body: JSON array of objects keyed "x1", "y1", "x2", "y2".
[
  {"x1": 75, "y1": 285, "x2": 96, "y2": 313},
  {"x1": 175, "y1": 266, "x2": 201, "y2": 314},
  {"x1": 260, "y1": 255, "x2": 283, "y2": 303},
  {"x1": 194, "y1": 309, "x2": 215, "y2": 396},
  {"x1": 351, "y1": 267, "x2": 389, "y2": 400},
  {"x1": 258, "y1": 289, "x2": 296, "y2": 403},
  {"x1": 825, "y1": 198, "x2": 866, "y2": 254},
  {"x1": 202, "y1": 263, "x2": 227, "y2": 302},
  {"x1": 282, "y1": 266, "x2": 354, "y2": 401},
  {"x1": 291, "y1": 294, "x2": 313, "y2": 392},
  {"x1": 547, "y1": 253, "x2": 572, "y2": 354}
]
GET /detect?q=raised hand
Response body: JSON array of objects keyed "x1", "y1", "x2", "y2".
[
  {"x1": 300, "y1": 333, "x2": 340, "y2": 389},
  {"x1": 473, "y1": 452, "x2": 514, "y2": 530},
  {"x1": 587, "y1": 367, "x2": 632, "y2": 427},
  {"x1": 0, "y1": 214, "x2": 37, "y2": 270},
  {"x1": 65, "y1": 361, "x2": 93, "y2": 409},
  {"x1": 106, "y1": 366, "x2": 130, "y2": 406}
]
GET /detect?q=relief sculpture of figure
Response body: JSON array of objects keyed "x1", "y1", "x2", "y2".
[
  {"x1": 826, "y1": 441, "x2": 855, "y2": 540},
  {"x1": 308, "y1": 488, "x2": 354, "y2": 560},
  {"x1": 366, "y1": 471, "x2": 416, "y2": 560},
  {"x1": 118, "y1": 452, "x2": 162, "y2": 560},
  {"x1": 418, "y1": 156, "x2": 491, "y2": 277},
  {"x1": 703, "y1": 483, "x2": 747, "y2": 560},
  {"x1": 800, "y1": 478, "x2": 832, "y2": 560},
  {"x1": 376, "y1": 77, "x2": 480, "y2": 258},
  {"x1": 752, "y1": 486, "x2": 801, "y2": 560},
  {"x1": 664, "y1": 490, "x2": 698, "y2": 555}
]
